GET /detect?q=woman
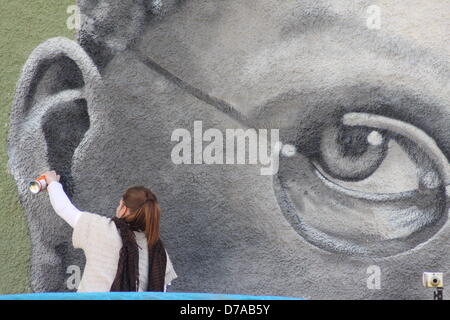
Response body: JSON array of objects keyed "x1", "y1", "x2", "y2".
[{"x1": 42, "y1": 170, "x2": 177, "y2": 292}]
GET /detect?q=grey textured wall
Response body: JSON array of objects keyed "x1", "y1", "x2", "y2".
[{"x1": 8, "y1": 0, "x2": 450, "y2": 299}]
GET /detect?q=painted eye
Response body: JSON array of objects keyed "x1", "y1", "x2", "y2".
[
  {"x1": 275, "y1": 112, "x2": 449, "y2": 257},
  {"x1": 313, "y1": 115, "x2": 442, "y2": 194},
  {"x1": 316, "y1": 125, "x2": 390, "y2": 182}
]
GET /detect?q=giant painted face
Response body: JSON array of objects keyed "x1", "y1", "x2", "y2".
[{"x1": 8, "y1": 0, "x2": 450, "y2": 298}]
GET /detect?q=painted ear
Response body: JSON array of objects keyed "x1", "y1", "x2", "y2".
[{"x1": 8, "y1": 37, "x2": 101, "y2": 198}]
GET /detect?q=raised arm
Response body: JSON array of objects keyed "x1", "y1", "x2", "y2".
[{"x1": 43, "y1": 171, "x2": 82, "y2": 228}]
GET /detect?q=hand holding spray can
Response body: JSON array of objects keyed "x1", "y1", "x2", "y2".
[
  {"x1": 29, "y1": 171, "x2": 61, "y2": 194},
  {"x1": 28, "y1": 175, "x2": 48, "y2": 194}
]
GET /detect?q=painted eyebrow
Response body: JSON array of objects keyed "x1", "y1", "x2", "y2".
[{"x1": 283, "y1": 8, "x2": 450, "y2": 79}]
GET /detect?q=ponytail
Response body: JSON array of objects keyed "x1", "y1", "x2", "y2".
[
  {"x1": 122, "y1": 186, "x2": 161, "y2": 248},
  {"x1": 143, "y1": 200, "x2": 160, "y2": 247}
]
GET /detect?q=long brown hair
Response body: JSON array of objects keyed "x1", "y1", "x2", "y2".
[{"x1": 121, "y1": 186, "x2": 160, "y2": 247}]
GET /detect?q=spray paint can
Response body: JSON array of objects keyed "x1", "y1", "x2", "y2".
[{"x1": 29, "y1": 175, "x2": 48, "y2": 194}]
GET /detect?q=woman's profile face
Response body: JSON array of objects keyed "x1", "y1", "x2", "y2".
[{"x1": 115, "y1": 199, "x2": 128, "y2": 218}]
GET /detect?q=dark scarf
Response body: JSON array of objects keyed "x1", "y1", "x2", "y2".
[{"x1": 110, "y1": 217, "x2": 167, "y2": 292}]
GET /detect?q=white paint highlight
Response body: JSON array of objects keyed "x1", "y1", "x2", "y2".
[{"x1": 367, "y1": 130, "x2": 383, "y2": 146}]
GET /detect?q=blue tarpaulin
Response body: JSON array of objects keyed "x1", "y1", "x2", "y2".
[{"x1": 0, "y1": 292, "x2": 303, "y2": 300}]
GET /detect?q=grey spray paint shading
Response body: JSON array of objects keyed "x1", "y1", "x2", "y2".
[{"x1": 7, "y1": 1, "x2": 450, "y2": 298}]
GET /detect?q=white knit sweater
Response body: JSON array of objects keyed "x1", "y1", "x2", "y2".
[{"x1": 48, "y1": 181, "x2": 177, "y2": 292}]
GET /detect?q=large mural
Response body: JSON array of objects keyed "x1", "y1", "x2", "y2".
[{"x1": 7, "y1": 0, "x2": 450, "y2": 299}]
